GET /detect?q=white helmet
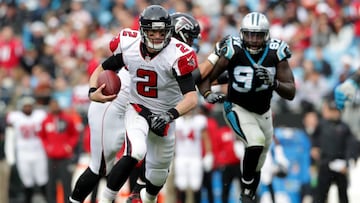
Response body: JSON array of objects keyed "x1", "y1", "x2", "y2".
[{"x1": 240, "y1": 12, "x2": 270, "y2": 54}]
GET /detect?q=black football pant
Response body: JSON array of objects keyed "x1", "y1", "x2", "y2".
[{"x1": 314, "y1": 162, "x2": 348, "y2": 203}]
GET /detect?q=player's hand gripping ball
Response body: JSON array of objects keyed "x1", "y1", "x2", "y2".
[{"x1": 97, "y1": 70, "x2": 121, "y2": 96}]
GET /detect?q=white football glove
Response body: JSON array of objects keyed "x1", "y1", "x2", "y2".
[
  {"x1": 274, "y1": 145, "x2": 289, "y2": 169},
  {"x1": 204, "y1": 91, "x2": 226, "y2": 104},
  {"x1": 202, "y1": 153, "x2": 214, "y2": 172},
  {"x1": 274, "y1": 145, "x2": 289, "y2": 177},
  {"x1": 334, "y1": 79, "x2": 358, "y2": 110}
]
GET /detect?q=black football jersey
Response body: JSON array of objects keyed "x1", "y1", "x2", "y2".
[{"x1": 225, "y1": 37, "x2": 291, "y2": 114}]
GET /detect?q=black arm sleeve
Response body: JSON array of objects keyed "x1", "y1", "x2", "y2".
[
  {"x1": 217, "y1": 70, "x2": 229, "y2": 84},
  {"x1": 102, "y1": 53, "x2": 125, "y2": 71},
  {"x1": 192, "y1": 68, "x2": 202, "y2": 85},
  {"x1": 176, "y1": 72, "x2": 196, "y2": 95}
]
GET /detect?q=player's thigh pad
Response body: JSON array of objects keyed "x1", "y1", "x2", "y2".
[
  {"x1": 145, "y1": 124, "x2": 176, "y2": 186},
  {"x1": 227, "y1": 105, "x2": 273, "y2": 170},
  {"x1": 225, "y1": 104, "x2": 273, "y2": 147},
  {"x1": 124, "y1": 105, "x2": 148, "y2": 161},
  {"x1": 88, "y1": 102, "x2": 125, "y2": 174}
]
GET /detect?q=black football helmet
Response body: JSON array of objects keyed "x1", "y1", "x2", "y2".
[
  {"x1": 139, "y1": 5, "x2": 173, "y2": 51},
  {"x1": 171, "y1": 12, "x2": 201, "y2": 52}
]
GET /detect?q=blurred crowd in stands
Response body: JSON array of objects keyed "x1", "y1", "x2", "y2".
[
  {"x1": 0, "y1": 0, "x2": 360, "y2": 202},
  {"x1": 0, "y1": 0, "x2": 359, "y2": 120}
]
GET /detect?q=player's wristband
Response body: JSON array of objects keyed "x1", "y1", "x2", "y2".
[
  {"x1": 272, "y1": 80, "x2": 280, "y2": 90},
  {"x1": 207, "y1": 53, "x2": 219, "y2": 65},
  {"x1": 167, "y1": 108, "x2": 180, "y2": 120},
  {"x1": 88, "y1": 87, "x2": 97, "y2": 98},
  {"x1": 203, "y1": 90, "x2": 211, "y2": 98}
]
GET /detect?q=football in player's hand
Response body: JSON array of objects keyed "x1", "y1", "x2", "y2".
[{"x1": 97, "y1": 70, "x2": 121, "y2": 96}]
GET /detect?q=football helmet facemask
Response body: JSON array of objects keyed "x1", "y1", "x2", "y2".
[
  {"x1": 171, "y1": 12, "x2": 201, "y2": 53},
  {"x1": 240, "y1": 12, "x2": 270, "y2": 54},
  {"x1": 139, "y1": 5, "x2": 173, "y2": 51}
]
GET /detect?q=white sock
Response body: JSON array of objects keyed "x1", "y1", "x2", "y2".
[
  {"x1": 145, "y1": 191, "x2": 157, "y2": 201},
  {"x1": 102, "y1": 187, "x2": 118, "y2": 201},
  {"x1": 69, "y1": 197, "x2": 81, "y2": 203}
]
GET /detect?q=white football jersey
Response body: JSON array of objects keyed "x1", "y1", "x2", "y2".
[
  {"x1": 117, "y1": 68, "x2": 130, "y2": 92},
  {"x1": 109, "y1": 28, "x2": 198, "y2": 114},
  {"x1": 175, "y1": 113, "x2": 207, "y2": 158},
  {"x1": 7, "y1": 109, "x2": 46, "y2": 153}
]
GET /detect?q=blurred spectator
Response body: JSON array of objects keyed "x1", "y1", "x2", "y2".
[
  {"x1": 52, "y1": 76, "x2": 73, "y2": 110},
  {"x1": 37, "y1": 43, "x2": 56, "y2": 79},
  {"x1": 260, "y1": 136, "x2": 290, "y2": 203},
  {"x1": 29, "y1": 21, "x2": 47, "y2": 54},
  {"x1": 0, "y1": 25, "x2": 24, "y2": 78},
  {"x1": 192, "y1": 0, "x2": 221, "y2": 17},
  {"x1": 43, "y1": 15, "x2": 64, "y2": 47},
  {"x1": 68, "y1": 0, "x2": 92, "y2": 28},
  {"x1": 20, "y1": 45, "x2": 39, "y2": 75},
  {"x1": 297, "y1": 59, "x2": 332, "y2": 112},
  {"x1": 312, "y1": 46, "x2": 332, "y2": 79},
  {"x1": 200, "y1": 104, "x2": 219, "y2": 203},
  {"x1": 336, "y1": 68, "x2": 360, "y2": 164},
  {"x1": 174, "y1": 107, "x2": 212, "y2": 203},
  {"x1": 86, "y1": 32, "x2": 113, "y2": 76},
  {"x1": 325, "y1": 14, "x2": 354, "y2": 59},
  {"x1": 258, "y1": 127, "x2": 312, "y2": 203},
  {"x1": 6, "y1": 96, "x2": 48, "y2": 203},
  {"x1": 71, "y1": 70, "x2": 91, "y2": 116},
  {"x1": 214, "y1": 126, "x2": 242, "y2": 203},
  {"x1": 301, "y1": 110, "x2": 320, "y2": 202},
  {"x1": 32, "y1": 64, "x2": 53, "y2": 106},
  {"x1": 0, "y1": 73, "x2": 17, "y2": 106},
  {"x1": 0, "y1": 102, "x2": 10, "y2": 203},
  {"x1": 311, "y1": 11, "x2": 331, "y2": 48},
  {"x1": 0, "y1": 2, "x2": 27, "y2": 34},
  {"x1": 338, "y1": 54, "x2": 355, "y2": 83},
  {"x1": 110, "y1": 3, "x2": 140, "y2": 30},
  {"x1": 287, "y1": 16, "x2": 312, "y2": 52},
  {"x1": 192, "y1": 4, "x2": 211, "y2": 42},
  {"x1": 311, "y1": 96, "x2": 353, "y2": 203},
  {"x1": 39, "y1": 98, "x2": 80, "y2": 203}
]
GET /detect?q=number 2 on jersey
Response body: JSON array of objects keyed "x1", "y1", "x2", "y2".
[{"x1": 136, "y1": 69, "x2": 158, "y2": 98}]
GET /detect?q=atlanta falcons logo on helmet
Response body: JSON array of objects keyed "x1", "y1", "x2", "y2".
[{"x1": 174, "y1": 16, "x2": 194, "y2": 33}]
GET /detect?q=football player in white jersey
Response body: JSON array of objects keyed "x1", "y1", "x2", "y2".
[
  {"x1": 198, "y1": 12, "x2": 296, "y2": 203},
  {"x1": 88, "y1": 5, "x2": 199, "y2": 203},
  {"x1": 69, "y1": 11, "x2": 211, "y2": 203},
  {"x1": 174, "y1": 107, "x2": 211, "y2": 203},
  {"x1": 6, "y1": 96, "x2": 48, "y2": 203},
  {"x1": 69, "y1": 68, "x2": 130, "y2": 203}
]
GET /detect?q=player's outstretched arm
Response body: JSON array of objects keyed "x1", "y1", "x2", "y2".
[
  {"x1": 195, "y1": 35, "x2": 233, "y2": 84},
  {"x1": 198, "y1": 56, "x2": 229, "y2": 104}
]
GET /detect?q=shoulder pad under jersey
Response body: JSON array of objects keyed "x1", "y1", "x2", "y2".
[
  {"x1": 223, "y1": 36, "x2": 241, "y2": 60},
  {"x1": 268, "y1": 38, "x2": 292, "y2": 61}
]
